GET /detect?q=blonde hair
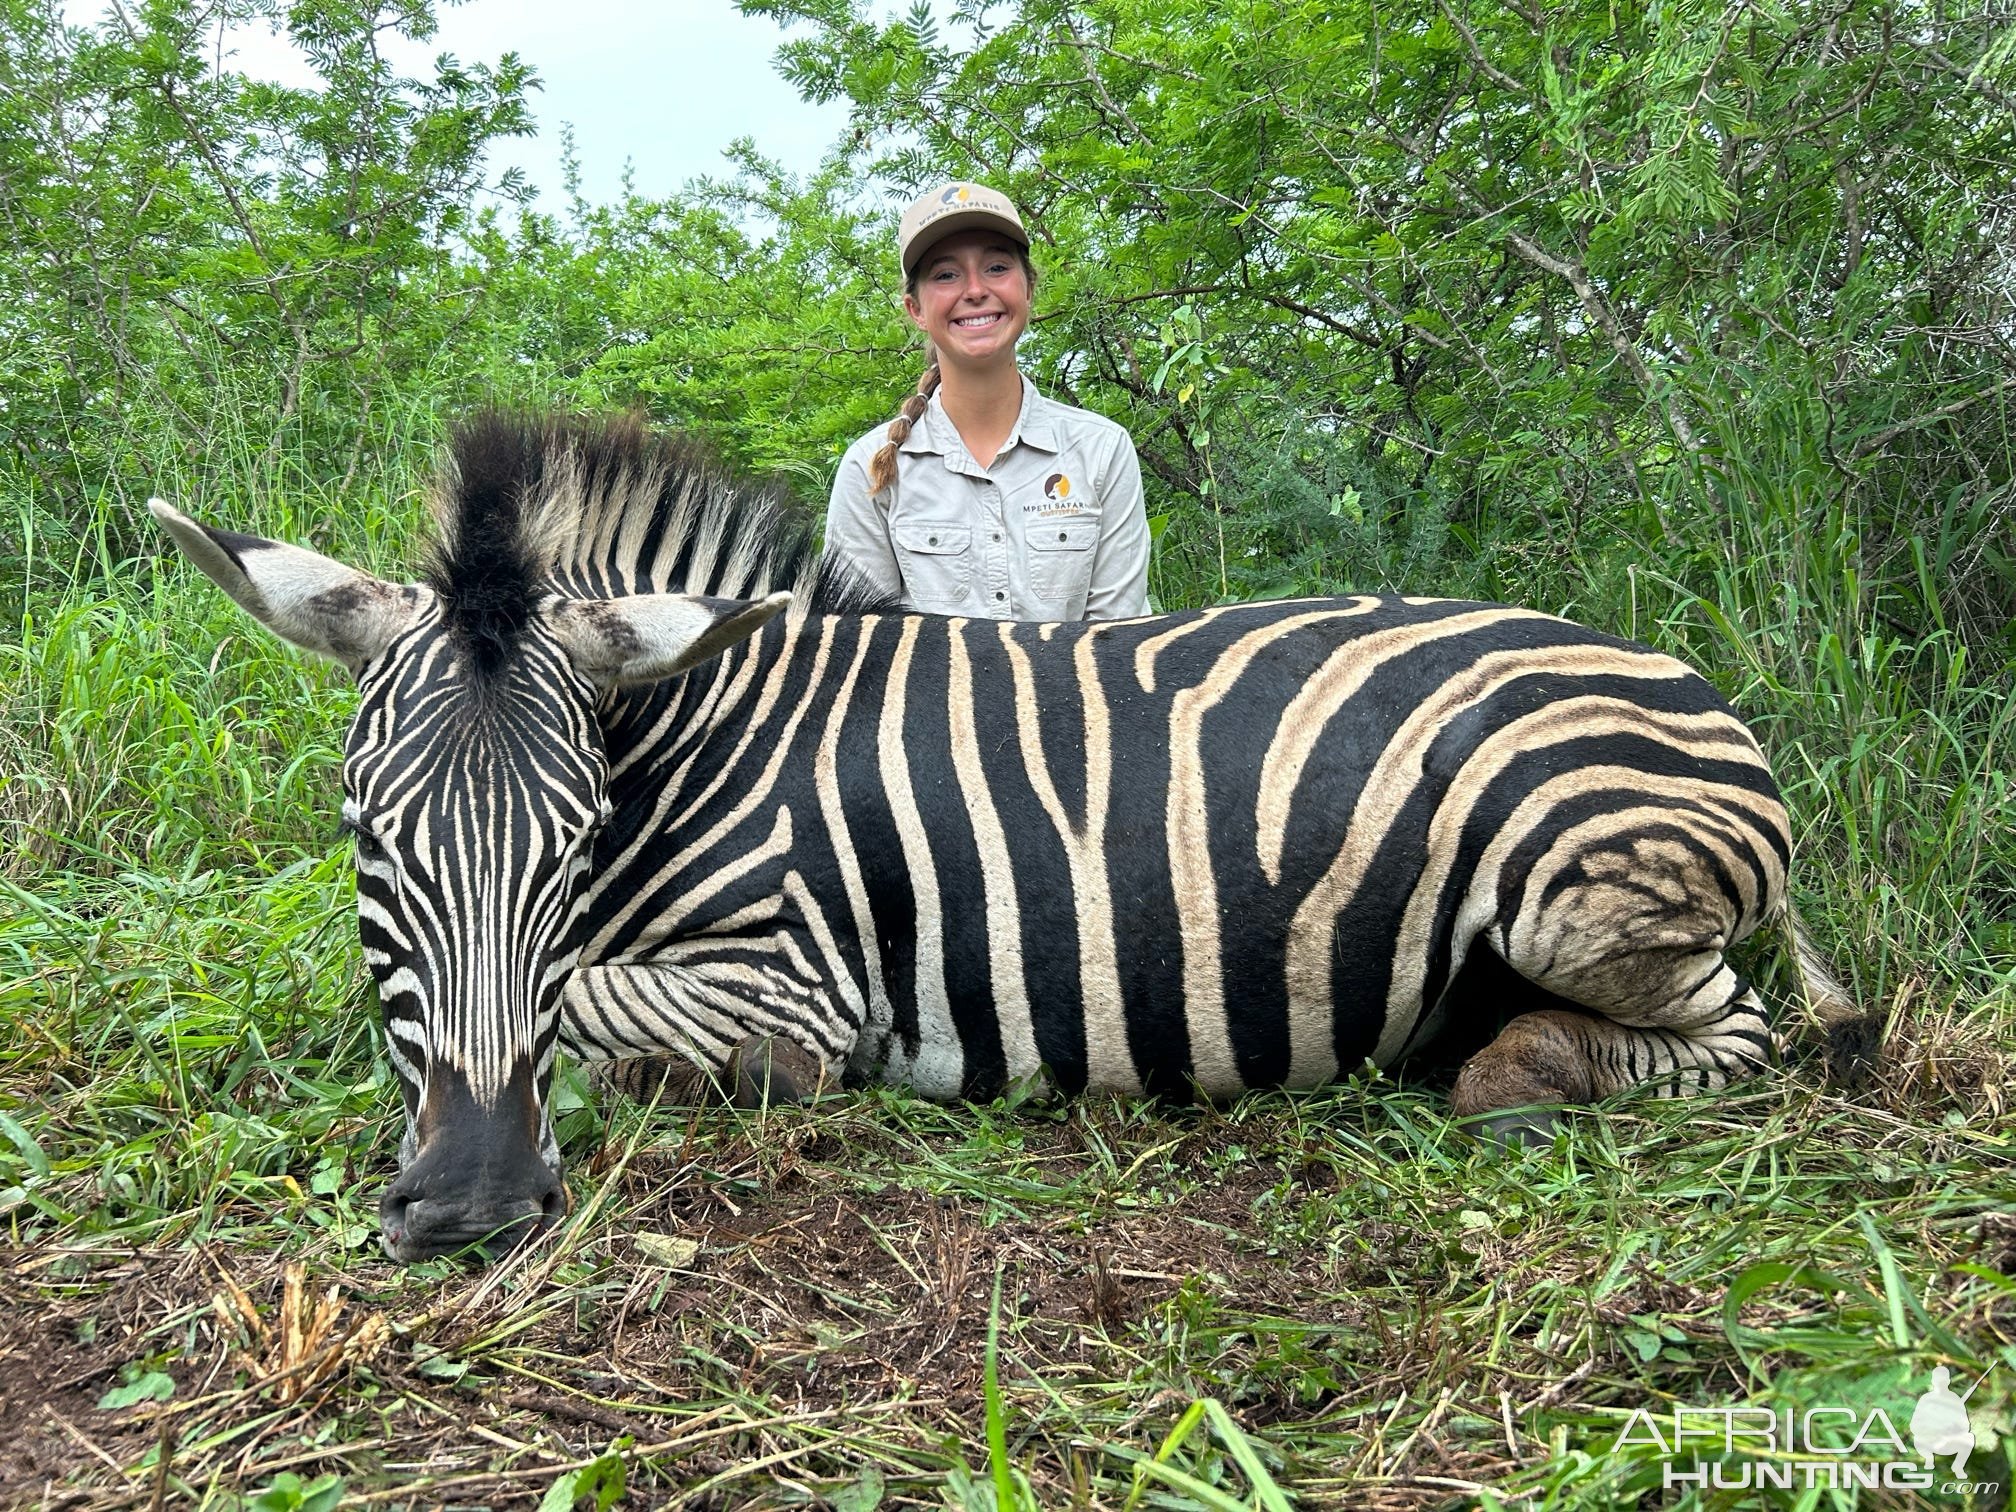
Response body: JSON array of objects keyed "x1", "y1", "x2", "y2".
[{"x1": 867, "y1": 247, "x2": 1040, "y2": 496}]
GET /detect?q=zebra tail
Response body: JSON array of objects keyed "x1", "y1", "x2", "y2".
[{"x1": 1782, "y1": 901, "x2": 1882, "y2": 1088}]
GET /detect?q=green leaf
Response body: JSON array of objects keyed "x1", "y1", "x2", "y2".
[
  {"x1": 1719, "y1": 1259, "x2": 1873, "y2": 1371},
  {"x1": 248, "y1": 1472, "x2": 309, "y2": 1512},
  {"x1": 411, "y1": 1345, "x2": 470, "y2": 1381},
  {"x1": 1110, "y1": 1442, "x2": 1269, "y2": 1512},
  {"x1": 538, "y1": 1451, "x2": 626, "y2": 1512},
  {"x1": 98, "y1": 1368, "x2": 174, "y2": 1411},
  {"x1": 1623, "y1": 1327, "x2": 1663, "y2": 1363},
  {"x1": 1856, "y1": 1211, "x2": 1912, "y2": 1351},
  {"x1": 829, "y1": 1467, "x2": 886, "y2": 1512},
  {"x1": 0, "y1": 1110, "x2": 50, "y2": 1178}
]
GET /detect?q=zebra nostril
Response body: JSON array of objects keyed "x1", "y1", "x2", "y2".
[{"x1": 379, "y1": 1188, "x2": 418, "y2": 1254}]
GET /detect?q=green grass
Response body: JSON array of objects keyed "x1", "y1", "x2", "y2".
[{"x1": 2, "y1": 429, "x2": 2012, "y2": 1510}]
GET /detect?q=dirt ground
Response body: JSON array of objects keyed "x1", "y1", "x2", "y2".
[
  {"x1": 10, "y1": 1076, "x2": 2011, "y2": 1511},
  {"x1": 0, "y1": 1103, "x2": 1543, "y2": 1510}
]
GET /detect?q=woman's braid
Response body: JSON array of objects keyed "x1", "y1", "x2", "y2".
[{"x1": 867, "y1": 354, "x2": 942, "y2": 495}]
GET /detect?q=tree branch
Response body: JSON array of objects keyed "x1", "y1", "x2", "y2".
[{"x1": 1848, "y1": 377, "x2": 2014, "y2": 461}]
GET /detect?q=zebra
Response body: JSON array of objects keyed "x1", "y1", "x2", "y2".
[{"x1": 153, "y1": 412, "x2": 1808, "y2": 1263}]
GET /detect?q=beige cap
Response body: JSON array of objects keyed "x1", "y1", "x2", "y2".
[{"x1": 897, "y1": 182, "x2": 1029, "y2": 277}]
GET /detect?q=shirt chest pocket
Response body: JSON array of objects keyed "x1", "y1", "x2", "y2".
[
  {"x1": 891, "y1": 521, "x2": 974, "y2": 609},
  {"x1": 1027, "y1": 518, "x2": 1099, "y2": 604}
]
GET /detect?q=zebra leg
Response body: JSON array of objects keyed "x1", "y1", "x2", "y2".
[
  {"x1": 1451, "y1": 870, "x2": 1775, "y2": 1136},
  {"x1": 1451, "y1": 979, "x2": 1773, "y2": 1139},
  {"x1": 1449, "y1": 809, "x2": 1781, "y2": 1138},
  {"x1": 565, "y1": 961, "x2": 853, "y2": 1109},
  {"x1": 592, "y1": 1034, "x2": 826, "y2": 1108}
]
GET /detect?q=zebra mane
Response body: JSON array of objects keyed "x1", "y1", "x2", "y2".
[{"x1": 422, "y1": 410, "x2": 891, "y2": 675}]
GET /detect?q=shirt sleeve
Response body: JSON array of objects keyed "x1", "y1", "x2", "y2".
[
  {"x1": 823, "y1": 443, "x2": 906, "y2": 606},
  {"x1": 1085, "y1": 432, "x2": 1151, "y2": 620}
]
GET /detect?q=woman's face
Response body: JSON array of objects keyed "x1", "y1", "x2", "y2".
[{"x1": 904, "y1": 231, "x2": 1032, "y2": 371}]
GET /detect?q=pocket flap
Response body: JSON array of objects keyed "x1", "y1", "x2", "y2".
[
  {"x1": 893, "y1": 523, "x2": 971, "y2": 554},
  {"x1": 1030, "y1": 520, "x2": 1098, "y2": 551}
]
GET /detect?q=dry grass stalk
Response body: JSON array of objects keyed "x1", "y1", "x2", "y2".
[{"x1": 210, "y1": 1260, "x2": 387, "y2": 1406}]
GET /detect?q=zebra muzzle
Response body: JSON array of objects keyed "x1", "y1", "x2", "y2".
[
  {"x1": 378, "y1": 1068, "x2": 570, "y2": 1263},
  {"x1": 379, "y1": 1165, "x2": 569, "y2": 1263}
]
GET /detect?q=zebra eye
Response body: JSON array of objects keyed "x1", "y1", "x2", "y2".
[{"x1": 341, "y1": 816, "x2": 387, "y2": 861}]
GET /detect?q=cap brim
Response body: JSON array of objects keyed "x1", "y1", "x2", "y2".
[{"x1": 902, "y1": 210, "x2": 1029, "y2": 275}]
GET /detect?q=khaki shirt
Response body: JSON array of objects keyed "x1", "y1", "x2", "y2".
[{"x1": 825, "y1": 378, "x2": 1150, "y2": 620}]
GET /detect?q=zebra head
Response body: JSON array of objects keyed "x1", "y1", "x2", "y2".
[{"x1": 150, "y1": 497, "x2": 786, "y2": 1262}]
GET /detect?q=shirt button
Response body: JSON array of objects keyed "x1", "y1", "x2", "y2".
[
  {"x1": 1057, "y1": 531, "x2": 1068, "y2": 541},
  {"x1": 927, "y1": 534, "x2": 939, "y2": 545},
  {"x1": 994, "y1": 591, "x2": 1005, "y2": 601},
  {"x1": 992, "y1": 532, "x2": 1001, "y2": 541}
]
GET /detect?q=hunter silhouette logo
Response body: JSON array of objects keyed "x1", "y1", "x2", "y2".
[
  {"x1": 1911, "y1": 1366, "x2": 1988, "y2": 1477},
  {"x1": 1044, "y1": 472, "x2": 1072, "y2": 501}
]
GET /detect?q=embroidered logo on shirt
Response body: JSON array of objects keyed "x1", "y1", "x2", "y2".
[{"x1": 1027, "y1": 471, "x2": 1096, "y2": 519}]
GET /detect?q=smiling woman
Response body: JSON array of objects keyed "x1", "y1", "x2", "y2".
[{"x1": 823, "y1": 182, "x2": 1152, "y2": 621}]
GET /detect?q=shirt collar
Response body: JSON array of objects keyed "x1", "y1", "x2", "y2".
[
  {"x1": 898, "y1": 375, "x2": 1060, "y2": 460},
  {"x1": 1011, "y1": 376, "x2": 1060, "y2": 453},
  {"x1": 898, "y1": 396, "x2": 944, "y2": 455}
]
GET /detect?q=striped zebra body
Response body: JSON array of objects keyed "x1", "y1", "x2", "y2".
[
  {"x1": 562, "y1": 597, "x2": 1788, "y2": 1104},
  {"x1": 153, "y1": 413, "x2": 1791, "y2": 1261}
]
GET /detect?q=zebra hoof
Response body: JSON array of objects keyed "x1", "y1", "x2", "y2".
[
  {"x1": 1468, "y1": 1108, "x2": 1560, "y2": 1150},
  {"x1": 727, "y1": 1035, "x2": 822, "y2": 1109}
]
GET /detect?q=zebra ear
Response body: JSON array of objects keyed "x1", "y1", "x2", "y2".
[
  {"x1": 149, "y1": 498, "x2": 425, "y2": 674},
  {"x1": 546, "y1": 591, "x2": 791, "y2": 687}
]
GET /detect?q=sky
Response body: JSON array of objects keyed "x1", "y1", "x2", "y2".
[{"x1": 63, "y1": 0, "x2": 856, "y2": 209}]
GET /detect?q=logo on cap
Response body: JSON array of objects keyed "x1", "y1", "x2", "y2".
[
  {"x1": 941, "y1": 184, "x2": 971, "y2": 204},
  {"x1": 1044, "y1": 473, "x2": 1072, "y2": 500}
]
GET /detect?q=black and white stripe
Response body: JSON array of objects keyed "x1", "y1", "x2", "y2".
[{"x1": 562, "y1": 590, "x2": 1786, "y2": 1105}]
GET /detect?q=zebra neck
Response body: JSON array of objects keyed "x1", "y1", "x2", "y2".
[{"x1": 599, "y1": 610, "x2": 833, "y2": 833}]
